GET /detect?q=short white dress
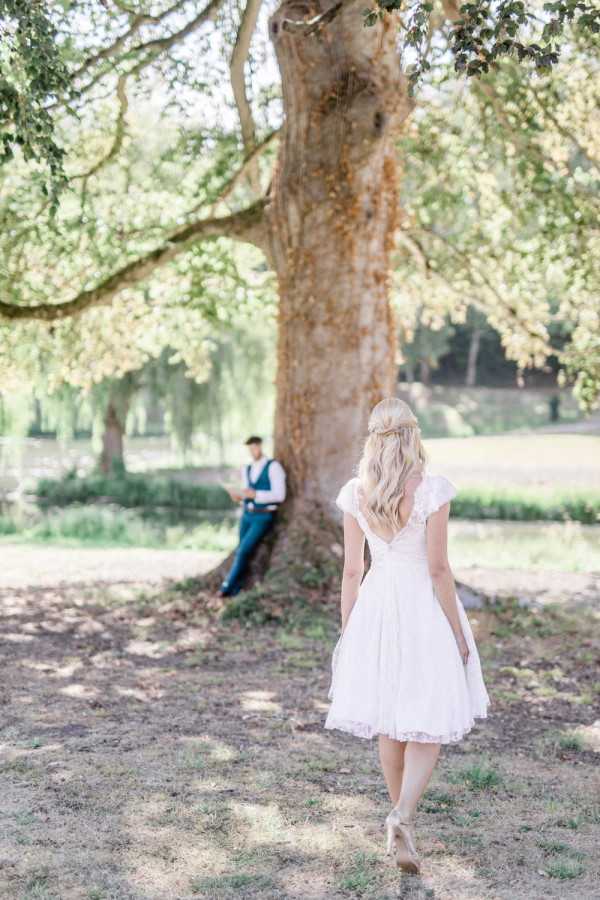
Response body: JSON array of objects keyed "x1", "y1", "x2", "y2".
[{"x1": 324, "y1": 471, "x2": 490, "y2": 743}]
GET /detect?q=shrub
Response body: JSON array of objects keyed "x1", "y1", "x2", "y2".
[
  {"x1": 452, "y1": 488, "x2": 600, "y2": 525},
  {"x1": 36, "y1": 470, "x2": 235, "y2": 511}
]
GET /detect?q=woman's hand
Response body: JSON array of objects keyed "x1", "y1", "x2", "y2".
[{"x1": 454, "y1": 630, "x2": 470, "y2": 665}]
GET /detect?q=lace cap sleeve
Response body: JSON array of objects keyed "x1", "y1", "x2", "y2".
[
  {"x1": 427, "y1": 474, "x2": 457, "y2": 516},
  {"x1": 335, "y1": 478, "x2": 357, "y2": 516}
]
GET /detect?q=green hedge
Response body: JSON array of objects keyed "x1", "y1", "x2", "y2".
[
  {"x1": 34, "y1": 472, "x2": 600, "y2": 524},
  {"x1": 36, "y1": 470, "x2": 235, "y2": 511},
  {"x1": 452, "y1": 488, "x2": 600, "y2": 525}
]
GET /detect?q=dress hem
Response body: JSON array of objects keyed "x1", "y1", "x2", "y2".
[{"x1": 323, "y1": 708, "x2": 489, "y2": 744}]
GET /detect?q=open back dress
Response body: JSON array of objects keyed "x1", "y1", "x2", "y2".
[{"x1": 324, "y1": 471, "x2": 490, "y2": 743}]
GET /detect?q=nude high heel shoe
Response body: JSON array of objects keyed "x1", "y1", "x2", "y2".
[{"x1": 385, "y1": 808, "x2": 420, "y2": 874}]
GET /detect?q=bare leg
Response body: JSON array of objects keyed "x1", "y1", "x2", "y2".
[
  {"x1": 394, "y1": 741, "x2": 441, "y2": 820},
  {"x1": 378, "y1": 736, "x2": 407, "y2": 805}
]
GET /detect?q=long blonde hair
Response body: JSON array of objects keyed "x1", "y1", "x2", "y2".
[{"x1": 357, "y1": 397, "x2": 427, "y2": 533}]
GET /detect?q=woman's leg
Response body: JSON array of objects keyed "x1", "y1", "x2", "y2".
[
  {"x1": 378, "y1": 736, "x2": 407, "y2": 805},
  {"x1": 394, "y1": 741, "x2": 441, "y2": 819}
]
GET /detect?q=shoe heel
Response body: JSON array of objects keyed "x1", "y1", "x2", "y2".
[{"x1": 384, "y1": 810, "x2": 421, "y2": 874}]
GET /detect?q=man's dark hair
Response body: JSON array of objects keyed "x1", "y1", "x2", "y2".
[{"x1": 244, "y1": 435, "x2": 262, "y2": 445}]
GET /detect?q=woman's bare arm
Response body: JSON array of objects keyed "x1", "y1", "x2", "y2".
[
  {"x1": 340, "y1": 511, "x2": 365, "y2": 633},
  {"x1": 426, "y1": 502, "x2": 469, "y2": 664}
]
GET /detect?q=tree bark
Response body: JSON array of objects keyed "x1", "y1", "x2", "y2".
[
  {"x1": 99, "y1": 400, "x2": 128, "y2": 474},
  {"x1": 267, "y1": 0, "x2": 411, "y2": 512},
  {"x1": 98, "y1": 378, "x2": 137, "y2": 474},
  {"x1": 465, "y1": 327, "x2": 482, "y2": 387},
  {"x1": 201, "y1": 2, "x2": 412, "y2": 597}
]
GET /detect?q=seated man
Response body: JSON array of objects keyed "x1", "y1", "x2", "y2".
[{"x1": 219, "y1": 435, "x2": 286, "y2": 597}]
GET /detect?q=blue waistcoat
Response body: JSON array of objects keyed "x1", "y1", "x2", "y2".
[{"x1": 244, "y1": 459, "x2": 278, "y2": 512}]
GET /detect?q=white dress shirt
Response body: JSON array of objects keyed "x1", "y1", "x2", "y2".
[{"x1": 241, "y1": 455, "x2": 286, "y2": 507}]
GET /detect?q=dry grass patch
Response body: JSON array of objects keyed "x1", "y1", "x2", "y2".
[{"x1": 0, "y1": 580, "x2": 598, "y2": 899}]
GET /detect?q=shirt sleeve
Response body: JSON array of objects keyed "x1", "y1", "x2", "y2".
[
  {"x1": 241, "y1": 464, "x2": 249, "y2": 488},
  {"x1": 335, "y1": 478, "x2": 357, "y2": 516},
  {"x1": 428, "y1": 474, "x2": 457, "y2": 516},
  {"x1": 253, "y1": 460, "x2": 286, "y2": 504}
]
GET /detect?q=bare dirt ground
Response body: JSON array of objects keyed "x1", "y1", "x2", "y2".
[
  {"x1": 0, "y1": 545, "x2": 219, "y2": 589},
  {"x1": 1, "y1": 568, "x2": 599, "y2": 900}
]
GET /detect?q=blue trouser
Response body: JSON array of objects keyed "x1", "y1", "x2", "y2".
[{"x1": 221, "y1": 509, "x2": 275, "y2": 595}]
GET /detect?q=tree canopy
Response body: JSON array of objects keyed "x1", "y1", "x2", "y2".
[{"x1": 0, "y1": 0, "x2": 598, "y2": 408}]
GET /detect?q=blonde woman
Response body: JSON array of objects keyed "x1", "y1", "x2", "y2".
[{"x1": 324, "y1": 397, "x2": 490, "y2": 873}]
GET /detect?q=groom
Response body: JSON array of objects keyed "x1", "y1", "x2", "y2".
[{"x1": 219, "y1": 436, "x2": 286, "y2": 597}]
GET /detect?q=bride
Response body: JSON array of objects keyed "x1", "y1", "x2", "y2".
[{"x1": 324, "y1": 397, "x2": 490, "y2": 873}]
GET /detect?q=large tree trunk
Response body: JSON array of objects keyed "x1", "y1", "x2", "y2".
[
  {"x1": 202, "y1": 3, "x2": 412, "y2": 597},
  {"x1": 267, "y1": 0, "x2": 411, "y2": 511}
]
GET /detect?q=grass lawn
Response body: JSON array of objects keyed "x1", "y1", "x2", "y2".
[
  {"x1": 449, "y1": 520, "x2": 600, "y2": 573},
  {"x1": 1, "y1": 581, "x2": 599, "y2": 899},
  {"x1": 425, "y1": 433, "x2": 600, "y2": 491}
]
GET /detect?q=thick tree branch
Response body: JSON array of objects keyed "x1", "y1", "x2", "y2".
[
  {"x1": 281, "y1": 0, "x2": 348, "y2": 35},
  {"x1": 440, "y1": 0, "x2": 460, "y2": 23},
  {"x1": 396, "y1": 229, "x2": 432, "y2": 275},
  {"x1": 209, "y1": 129, "x2": 280, "y2": 214},
  {"x1": 70, "y1": 75, "x2": 129, "y2": 181},
  {"x1": 0, "y1": 200, "x2": 267, "y2": 322},
  {"x1": 230, "y1": 0, "x2": 263, "y2": 194}
]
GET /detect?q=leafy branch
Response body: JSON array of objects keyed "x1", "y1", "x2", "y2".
[
  {"x1": 0, "y1": 0, "x2": 70, "y2": 206},
  {"x1": 363, "y1": 0, "x2": 600, "y2": 90}
]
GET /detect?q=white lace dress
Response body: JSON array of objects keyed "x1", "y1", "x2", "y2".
[{"x1": 324, "y1": 471, "x2": 490, "y2": 743}]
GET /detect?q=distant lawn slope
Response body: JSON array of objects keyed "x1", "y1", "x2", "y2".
[
  {"x1": 425, "y1": 433, "x2": 600, "y2": 491},
  {"x1": 400, "y1": 384, "x2": 584, "y2": 437}
]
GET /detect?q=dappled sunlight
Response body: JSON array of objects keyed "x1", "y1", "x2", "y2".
[
  {"x1": 572, "y1": 721, "x2": 600, "y2": 752},
  {"x1": 120, "y1": 799, "x2": 229, "y2": 899},
  {"x1": 20, "y1": 657, "x2": 85, "y2": 678},
  {"x1": 291, "y1": 817, "x2": 360, "y2": 854},
  {"x1": 172, "y1": 626, "x2": 211, "y2": 651},
  {"x1": 52, "y1": 659, "x2": 85, "y2": 678},
  {"x1": 1, "y1": 593, "x2": 28, "y2": 616},
  {"x1": 124, "y1": 638, "x2": 170, "y2": 658},
  {"x1": 239, "y1": 689, "x2": 282, "y2": 713},
  {"x1": 231, "y1": 800, "x2": 290, "y2": 844},
  {"x1": 312, "y1": 699, "x2": 331, "y2": 713},
  {"x1": 179, "y1": 736, "x2": 238, "y2": 767},
  {"x1": 328, "y1": 792, "x2": 381, "y2": 818},
  {"x1": 2, "y1": 575, "x2": 599, "y2": 897},
  {"x1": 60, "y1": 682, "x2": 99, "y2": 699},
  {"x1": 427, "y1": 853, "x2": 481, "y2": 888}
]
